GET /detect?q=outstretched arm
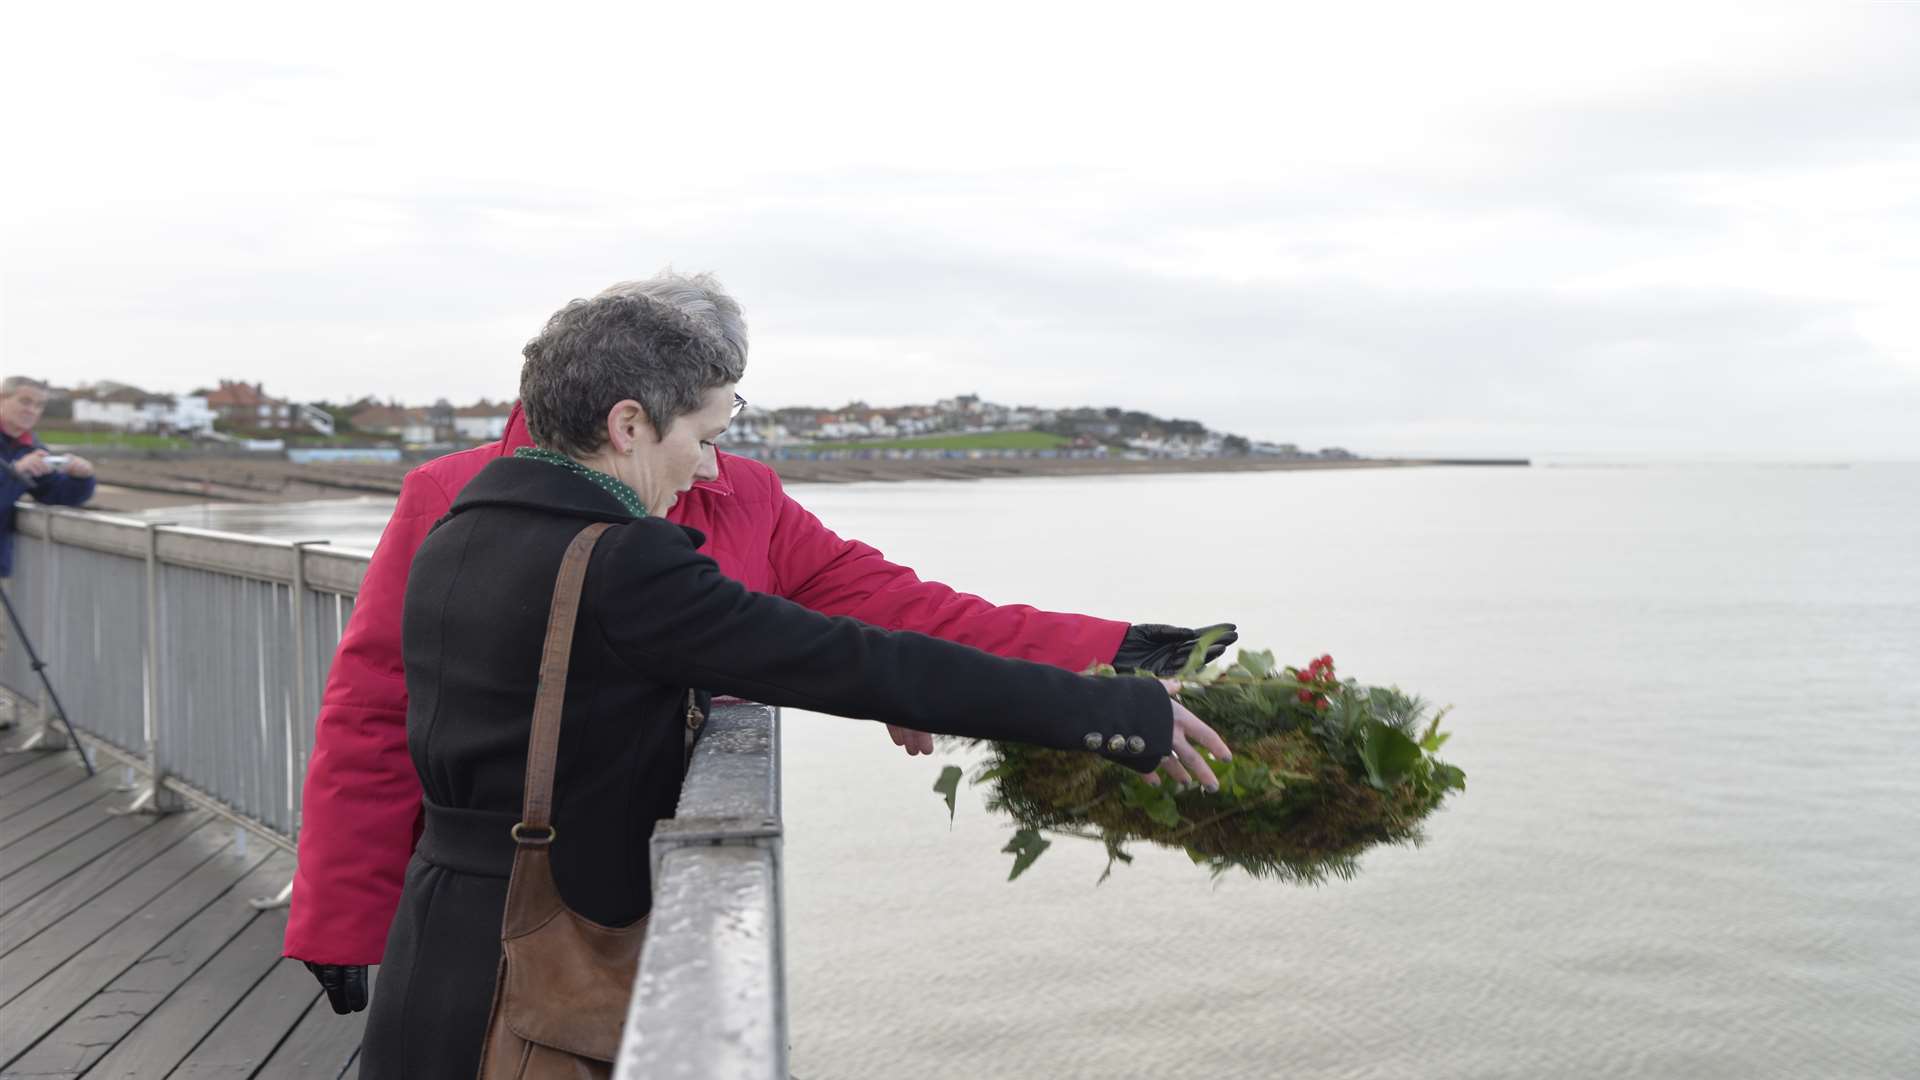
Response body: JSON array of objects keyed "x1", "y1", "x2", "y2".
[
  {"x1": 762, "y1": 470, "x2": 1235, "y2": 754},
  {"x1": 597, "y1": 519, "x2": 1174, "y2": 769},
  {"x1": 765, "y1": 471, "x2": 1129, "y2": 669}
]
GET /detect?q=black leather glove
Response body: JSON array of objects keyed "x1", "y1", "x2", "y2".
[
  {"x1": 1111, "y1": 622, "x2": 1239, "y2": 676},
  {"x1": 305, "y1": 962, "x2": 370, "y2": 1014}
]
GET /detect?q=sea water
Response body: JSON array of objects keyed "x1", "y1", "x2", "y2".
[{"x1": 163, "y1": 463, "x2": 1920, "y2": 1077}]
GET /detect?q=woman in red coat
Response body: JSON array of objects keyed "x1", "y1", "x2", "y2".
[
  {"x1": 290, "y1": 273, "x2": 1235, "y2": 1012},
  {"x1": 352, "y1": 284, "x2": 1229, "y2": 1076}
]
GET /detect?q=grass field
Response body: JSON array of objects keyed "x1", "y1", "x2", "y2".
[
  {"x1": 821, "y1": 431, "x2": 1070, "y2": 452},
  {"x1": 37, "y1": 430, "x2": 395, "y2": 451},
  {"x1": 37, "y1": 430, "x2": 198, "y2": 450}
]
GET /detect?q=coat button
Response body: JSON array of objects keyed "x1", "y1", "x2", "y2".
[
  {"x1": 1084, "y1": 733, "x2": 1104, "y2": 751},
  {"x1": 1107, "y1": 734, "x2": 1127, "y2": 753},
  {"x1": 1128, "y1": 735, "x2": 1146, "y2": 754}
]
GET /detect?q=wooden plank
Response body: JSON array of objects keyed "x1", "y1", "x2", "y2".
[
  {"x1": 0, "y1": 786, "x2": 126, "y2": 879},
  {"x1": 0, "y1": 752, "x2": 73, "y2": 791},
  {"x1": 0, "y1": 856, "x2": 294, "y2": 1080},
  {"x1": 0, "y1": 746, "x2": 51, "y2": 779},
  {"x1": 165, "y1": 954, "x2": 322, "y2": 1079},
  {"x1": 0, "y1": 811, "x2": 157, "y2": 915},
  {"x1": 0, "y1": 754, "x2": 79, "y2": 802},
  {"x1": 251, "y1": 968, "x2": 374, "y2": 1080},
  {"x1": 0, "y1": 812, "x2": 206, "y2": 957},
  {"x1": 75, "y1": 915, "x2": 294, "y2": 1080},
  {"x1": 0, "y1": 815, "x2": 220, "y2": 986},
  {"x1": 0, "y1": 840, "x2": 272, "y2": 1065}
]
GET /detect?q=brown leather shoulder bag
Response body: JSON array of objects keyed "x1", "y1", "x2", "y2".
[{"x1": 477, "y1": 521, "x2": 646, "y2": 1079}]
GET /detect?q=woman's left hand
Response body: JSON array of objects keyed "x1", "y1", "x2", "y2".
[
  {"x1": 886, "y1": 723, "x2": 935, "y2": 756},
  {"x1": 1148, "y1": 679, "x2": 1232, "y2": 791}
]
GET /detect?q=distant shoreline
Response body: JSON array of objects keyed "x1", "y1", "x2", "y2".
[
  {"x1": 77, "y1": 454, "x2": 1528, "y2": 514},
  {"x1": 766, "y1": 455, "x2": 1528, "y2": 485}
]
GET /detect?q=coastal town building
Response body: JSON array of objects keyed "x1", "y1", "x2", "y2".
[
  {"x1": 453, "y1": 400, "x2": 512, "y2": 441},
  {"x1": 344, "y1": 398, "x2": 512, "y2": 445},
  {"x1": 347, "y1": 404, "x2": 437, "y2": 445},
  {"x1": 69, "y1": 383, "x2": 218, "y2": 435},
  {"x1": 201, "y1": 380, "x2": 333, "y2": 436}
]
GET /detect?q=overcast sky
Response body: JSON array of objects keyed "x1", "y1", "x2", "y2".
[{"x1": 3, "y1": 2, "x2": 1916, "y2": 458}]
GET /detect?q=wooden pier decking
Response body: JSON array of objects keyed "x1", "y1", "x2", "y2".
[{"x1": 0, "y1": 734, "x2": 367, "y2": 1079}]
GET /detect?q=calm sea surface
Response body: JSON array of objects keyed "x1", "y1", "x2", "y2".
[{"x1": 154, "y1": 464, "x2": 1920, "y2": 1078}]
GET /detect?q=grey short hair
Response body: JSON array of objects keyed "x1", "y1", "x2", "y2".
[
  {"x1": 519, "y1": 272, "x2": 749, "y2": 457},
  {"x1": 1, "y1": 376, "x2": 48, "y2": 397},
  {"x1": 596, "y1": 272, "x2": 748, "y2": 369}
]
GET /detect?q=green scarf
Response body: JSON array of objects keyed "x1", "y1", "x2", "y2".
[{"x1": 513, "y1": 447, "x2": 648, "y2": 518}]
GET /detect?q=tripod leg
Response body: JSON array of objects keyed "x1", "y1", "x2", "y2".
[{"x1": 0, "y1": 583, "x2": 94, "y2": 775}]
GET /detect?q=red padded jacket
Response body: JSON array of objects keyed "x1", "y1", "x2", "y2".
[{"x1": 285, "y1": 405, "x2": 1128, "y2": 963}]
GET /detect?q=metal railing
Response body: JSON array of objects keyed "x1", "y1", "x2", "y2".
[{"x1": 2, "y1": 503, "x2": 787, "y2": 1076}]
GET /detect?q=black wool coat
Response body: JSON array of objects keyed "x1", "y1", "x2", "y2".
[{"x1": 359, "y1": 457, "x2": 1172, "y2": 1078}]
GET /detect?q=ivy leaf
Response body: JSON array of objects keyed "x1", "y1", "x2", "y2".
[
  {"x1": 1098, "y1": 835, "x2": 1134, "y2": 885},
  {"x1": 1358, "y1": 720, "x2": 1422, "y2": 790},
  {"x1": 933, "y1": 765, "x2": 964, "y2": 824},
  {"x1": 1238, "y1": 649, "x2": 1276, "y2": 678},
  {"x1": 1179, "y1": 626, "x2": 1232, "y2": 678},
  {"x1": 1122, "y1": 774, "x2": 1184, "y2": 826},
  {"x1": 1003, "y1": 828, "x2": 1052, "y2": 882},
  {"x1": 1143, "y1": 788, "x2": 1184, "y2": 828}
]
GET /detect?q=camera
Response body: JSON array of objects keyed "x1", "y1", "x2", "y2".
[{"x1": 40, "y1": 455, "x2": 71, "y2": 471}]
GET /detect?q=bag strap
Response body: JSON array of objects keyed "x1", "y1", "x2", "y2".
[{"x1": 515, "y1": 521, "x2": 615, "y2": 843}]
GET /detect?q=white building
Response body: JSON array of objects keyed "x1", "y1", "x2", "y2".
[
  {"x1": 71, "y1": 396, "x2": 144, "y2": 430},
  {"x1": 169, "y1": 395, "x2": 218, "y2": 434},
  {"x1": 453, "y1": 401, "x2": 512, "y2": 441},
  {"x1": 71, "y1": 389, "x2": 218, "y2": 435}
]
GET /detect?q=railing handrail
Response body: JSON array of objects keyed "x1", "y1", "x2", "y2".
[
  {"x1": 15, "y1": 505, "x2": 370, "y2": 595},
  {"x1": 621, "y1": 700, "x2": 788, "y2": 1078},
  {"x1": 6, "y1": 503, "x2": 787, "y2": 1076}
]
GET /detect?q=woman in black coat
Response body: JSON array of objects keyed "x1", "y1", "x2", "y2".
[{"x1": 357, "y1": 278, "x2": 1229, "y2": 1078}]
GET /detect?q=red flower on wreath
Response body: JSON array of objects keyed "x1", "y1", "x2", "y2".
[{"x1": 1293, "y1": 653, "x2": 1337, "y2": 710}]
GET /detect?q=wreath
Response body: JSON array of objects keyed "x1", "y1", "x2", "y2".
[{"x1": 934, "y1": 646, "x2": 1466, "y2": 884}]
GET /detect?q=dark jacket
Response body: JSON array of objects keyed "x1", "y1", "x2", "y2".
[
  {"x1": 359, "y1": 457, "x2": 1171, "y2": 1079},
  {"x1": 1, "y1": 430, "x2": 95, "y2": 577}
]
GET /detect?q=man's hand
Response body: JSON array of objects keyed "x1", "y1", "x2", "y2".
[
  {"x1": 304, "y1": 962, "x2": 370, "y2": 1014},
  {"x1": 1111, "y1": 622, "x2": 1239, "y2": 677},
  {"x1": 886, "y1": 724, "x2": 935, "y2": 756},
  {"x1": 12, "y1": 450, "x2": 53, "y2": 478},
  {"x1": 61, "y1": 453, "x2": 93, "y2": 479}
]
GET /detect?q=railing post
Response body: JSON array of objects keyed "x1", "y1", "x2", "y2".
[
  {"x1": 251, "y1": 537, "x2": 327, "y2": 911},
  {"x1": 116, "y1": 522, "x2": 182, "y2": 815}
]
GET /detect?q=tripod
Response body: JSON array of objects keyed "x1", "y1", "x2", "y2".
[{"x1": 0, "y1": 583, "x2": 94, "y2": 776}]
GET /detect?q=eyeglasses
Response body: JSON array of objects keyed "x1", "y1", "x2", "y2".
[{"x1": 731, "y1": 393, "x2": 748, "y2": 419}]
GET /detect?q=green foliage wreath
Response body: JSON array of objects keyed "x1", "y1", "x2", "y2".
[{"x1": 934, "y1": 646, "x2": 1466, "y2": 884}]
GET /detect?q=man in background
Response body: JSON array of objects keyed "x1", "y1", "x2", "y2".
[{"x1": 0, "y1": 376, "x2": 95, "y2": 729}]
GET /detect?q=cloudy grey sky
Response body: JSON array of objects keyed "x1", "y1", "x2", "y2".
[{"x1": 3, "y1": 2, "x2": 1916, "y2": 458}]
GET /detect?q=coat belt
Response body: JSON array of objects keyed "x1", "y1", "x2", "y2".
[{"x1": 417, "y1": 800, "x2": 521, "y2": 878}]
